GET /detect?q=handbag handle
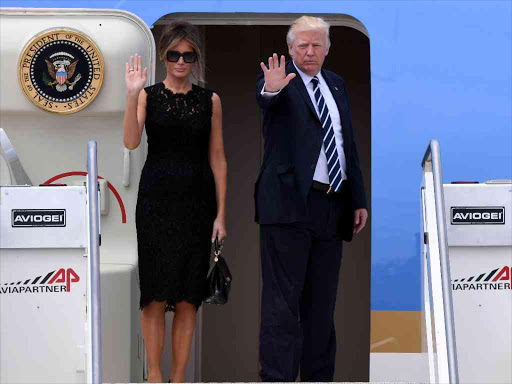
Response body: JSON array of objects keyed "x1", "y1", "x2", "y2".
[{"x1": 213, "y1": 236, "x2": 224, "y2": 262}]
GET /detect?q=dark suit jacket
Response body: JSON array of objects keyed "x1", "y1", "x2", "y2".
[{"x1": 254, "y1": 61, "x2": 367, "y2": 242}]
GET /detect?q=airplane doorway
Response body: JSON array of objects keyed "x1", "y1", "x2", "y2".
[{"x1": 152, "y1": 16, "x2": 371, "y2": 382}]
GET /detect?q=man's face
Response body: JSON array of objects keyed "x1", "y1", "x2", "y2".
[{"x1": 288, "y1": 30, "x2": 329, "y2": 76}]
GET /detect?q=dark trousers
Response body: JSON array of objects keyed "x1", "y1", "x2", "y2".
[{"x1": 259, "y1": 188, "x2": 345, "y2": 382}]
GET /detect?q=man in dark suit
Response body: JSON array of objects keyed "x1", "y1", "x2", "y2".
[{"x1": 255, "y1": 16, "x2": 368, "y2": 382}]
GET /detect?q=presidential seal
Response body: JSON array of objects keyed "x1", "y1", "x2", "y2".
[{"x1": 18, "y1": 28, "x2": 104, "y2": 114}]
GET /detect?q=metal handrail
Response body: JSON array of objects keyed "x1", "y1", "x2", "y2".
[
  {"x1": 87, "y1": 141, "x2": 102, "y2": 384},
  {"x1": 0, "y1": 128, "x2": 32, "y2": 185},
  {"x1": 422, "y1": 139, "x2": 459, "y2": 384}
]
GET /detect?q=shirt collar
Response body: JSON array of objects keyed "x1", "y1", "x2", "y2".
[{"x1": 292, "y1": 61, "x2": 324, "y2": 87}]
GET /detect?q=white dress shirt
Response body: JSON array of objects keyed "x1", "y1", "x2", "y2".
[{"x1": 261, "y1": 61, "x2": 347, "y2": 184}]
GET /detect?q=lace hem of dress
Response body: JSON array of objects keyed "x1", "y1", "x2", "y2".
[{"x1": 139, "y1": 291, "x2": 205, "y2": 312}]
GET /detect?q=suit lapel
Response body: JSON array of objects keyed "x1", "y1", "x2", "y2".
[
  {"x1": 321, "y1": 69, "x2": 345, "y2": 122},
  {"x1": 287, "y1": 62, "x2": 320, "y2": 124},
  {"x1": 321, "y1": 68, "x2": 351, "y2": 152}
]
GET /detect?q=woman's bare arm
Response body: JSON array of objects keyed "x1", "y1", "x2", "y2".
[
  {"x1": 123, "y1": 55, "x2": 147, "y2": 149},
  {"x1": 209, "y1": 92, "x2": 228, "y2": 242}
]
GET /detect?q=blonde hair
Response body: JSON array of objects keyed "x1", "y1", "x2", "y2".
[
  {"x1": 287, "y1": 16, "x2": 331, "y2": 48},
  {"x1": 158, "y1": 20, "x2": 205, "y2": 82}
]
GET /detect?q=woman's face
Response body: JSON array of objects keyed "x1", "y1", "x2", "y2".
[{"x1": 164, "y1": 39, "x2": 196, "y2": 79}]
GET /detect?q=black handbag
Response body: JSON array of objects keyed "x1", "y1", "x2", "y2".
[{"x1": 204, "y1": 237, "x2": 232, "y2": 305}]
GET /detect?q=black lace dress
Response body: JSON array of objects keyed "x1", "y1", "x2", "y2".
[{"x1": 136, "y1": 82, "x2": 217, "y2": 312}]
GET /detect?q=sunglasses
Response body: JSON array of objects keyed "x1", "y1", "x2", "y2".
[{"x1": 166, "y1": 50, "x2": 197, "y2": 63}]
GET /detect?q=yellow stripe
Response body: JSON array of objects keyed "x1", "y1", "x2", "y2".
[{"x1": 370, "y1": 310, "x2": 422, "y2": 353}]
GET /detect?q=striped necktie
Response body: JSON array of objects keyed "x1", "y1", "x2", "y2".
[{"x1": 311, "y1": 76, "x2": 343, "y2": 192}]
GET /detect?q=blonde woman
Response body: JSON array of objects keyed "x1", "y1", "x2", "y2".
[{"x1": 123, "y1": 21, "x2": 227, "y2": 383}]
